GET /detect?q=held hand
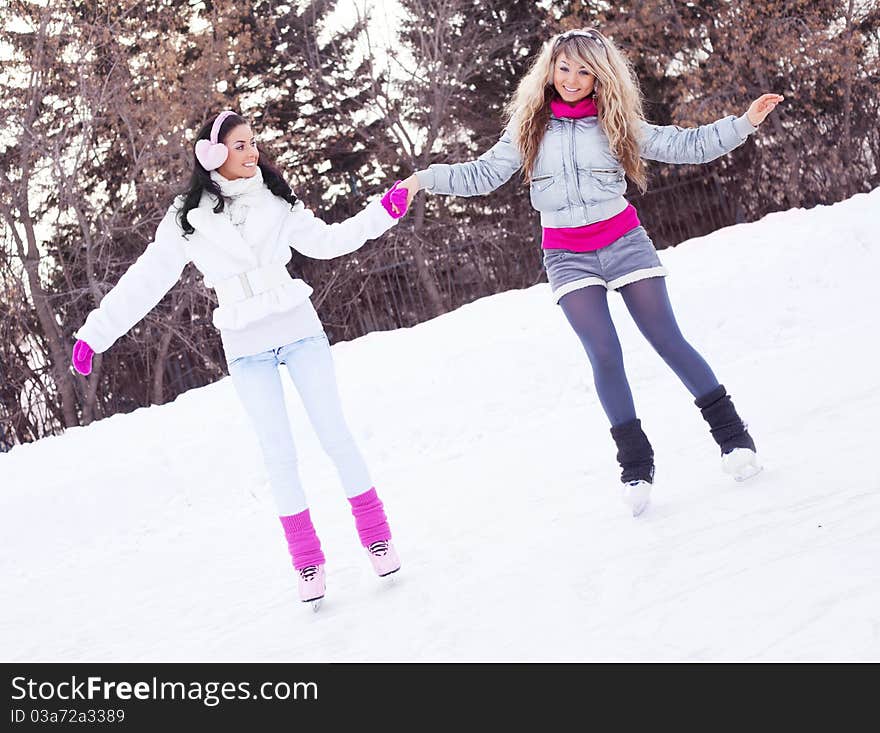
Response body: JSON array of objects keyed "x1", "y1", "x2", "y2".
[
  {"x1": 71, "y1": 339, "x2": 94, "y2": 376},
  {"x1": 396, "y1": 174, "x2": 420, "y2": 212},
  {"x1": 746, "y1": 93, "x2": 784, "y2": 126},
  {"x1": 380, "y1": 180, "x2": 411, "y2": 219}
]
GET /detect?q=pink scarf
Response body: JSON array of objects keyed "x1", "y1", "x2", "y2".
[{"x1": 549, "y1": 96, "x2": 598, "y2": 118}]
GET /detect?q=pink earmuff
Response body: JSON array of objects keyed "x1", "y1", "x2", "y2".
[{"x1": 195, "y1": 110, "x2": 236, "y2": 171}]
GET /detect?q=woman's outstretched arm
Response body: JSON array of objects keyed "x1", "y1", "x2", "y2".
[
  {"x1": 74, "y1": 202, "x2": 189, "y2": 355},
  {"x1": 283, "y1": 184, "x2": 405, "y2": 261},
  {"x1": 640, "y1": 93, "x2": 783, "y2": 164},
  {"x1": 398, "y1": 124, "x2": 524, "y2": 206}
]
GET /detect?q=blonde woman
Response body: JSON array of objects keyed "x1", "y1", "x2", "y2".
[{"x1": 397, "y1": 29, "x2": 783, "y2": 516}]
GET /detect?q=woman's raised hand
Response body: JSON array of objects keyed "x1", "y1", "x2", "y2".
[{"x1": 746, "y1": 93, "x2": 784, "y2": 126}]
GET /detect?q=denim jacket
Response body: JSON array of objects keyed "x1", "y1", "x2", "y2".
[{"x1": 415, "y1": 112, "x2": 757, "y2": 228}]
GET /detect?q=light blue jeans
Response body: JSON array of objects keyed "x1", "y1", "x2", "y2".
[{"x1": 227, "y1": 333, "x2": 372, "y2": 516}]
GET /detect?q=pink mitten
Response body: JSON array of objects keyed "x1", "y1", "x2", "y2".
[
  {"x1": 380, "y1": 180, "x2": 410, "y2": 219},
  {"x1": 72, "y1": 340, "x2": 94, "y2": 376}
]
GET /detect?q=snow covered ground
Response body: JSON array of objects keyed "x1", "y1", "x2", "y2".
[{"x1": 2, "y1": 188, "x2": 878, "y2": 661}]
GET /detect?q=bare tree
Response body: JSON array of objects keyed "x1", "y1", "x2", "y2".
[{"x1": 352, "y1": 0, "x2": 548, "y2": 316}]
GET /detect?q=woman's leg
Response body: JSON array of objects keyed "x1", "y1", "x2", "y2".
[
  {"x1": 618, "y1": 276, "x2": 719, "y2": 399},
  {"x1": 559, "y1": 285, "x2": 637, "y2": 426},
  {"x1": 228, "y1": 351, "x2": 309, "y2": 515},
  {"x1": 279, "y1": 335, "x2": 372, "y2": 498},
  {"x1": 281, "y1": 335, "x2": 399, "y2": 572},
  {"x1": 228, "y1": 352, "x2": 325, "y2": 582},
  {"x1": 559, "y1": 285, "x2": 654, "y2": 500},
  {"x1": 619, "y1": 277, "x2": 759, "y2": 475}
]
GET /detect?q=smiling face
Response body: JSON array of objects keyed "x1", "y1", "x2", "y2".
[
  {"x1": 552, "y1": 53, "x2": 596, "y2": 104},
  {"x1": 216, "y1": 123, "x2": 259, "y2": 180}
]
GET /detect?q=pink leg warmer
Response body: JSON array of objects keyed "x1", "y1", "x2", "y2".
[
  {"x1": 279, "y1": 509, "x2": 325, "y2": 570},
  {"x1": 348, "y1": 487, "x2": 392, "y2": 547}
]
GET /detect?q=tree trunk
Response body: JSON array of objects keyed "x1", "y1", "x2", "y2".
[
  {"x1": 410, "y1": 196, "x2": 446, "y2": 318},
  {"x1": 6, "y1": 200, "x2": 79, "y2": 429},
  {"x1": 152, "y1": 328, "x2": 174, "y2": 406},
  {"x1": 840, "y1": 0, "x2": 857, "y2": 198},
  {"x1": 81, "y1": 358, "x2": 101, "y2": 426},
  {"x1": 755, "y1": 68, "x2": 802, "y2": 209}
]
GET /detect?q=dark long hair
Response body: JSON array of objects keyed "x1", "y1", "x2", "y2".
[{"x1": 176, "y1": 112, "x2": 299, "y2": 236}]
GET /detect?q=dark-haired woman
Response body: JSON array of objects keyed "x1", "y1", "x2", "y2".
[{"x1": 72, "y1": 111, "x2": 410, "y2": 609}]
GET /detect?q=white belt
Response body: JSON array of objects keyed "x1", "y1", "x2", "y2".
[{"x1": 213, "y1": 264, "x2": 293, "y2": 306}]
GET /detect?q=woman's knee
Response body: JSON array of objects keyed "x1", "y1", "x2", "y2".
[
  {"x1": 260, "y1": 441, "x2": 299, "y2": 470},
  {"x1": 584, "y1": 338, "x2": 625, "y2": 373},
  {"x1": 648, "y1": 331, "x2": 691, "y2": 361},
  {"x1": 318, "y1": 430, "x2": 360, "y2": 463}
]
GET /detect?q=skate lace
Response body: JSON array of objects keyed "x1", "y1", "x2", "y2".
[
  {"x1": 299, "y1": 565, "x2": 319, "y2": 582},
  {"x1": 367, "y1": 540, "x2": 389, "y2": 557}
]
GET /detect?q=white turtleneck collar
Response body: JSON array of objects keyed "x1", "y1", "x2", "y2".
[
  {"x1": 210, "y1": 166, "x2": 266, "y2": 201},
  {"x1": 209, "y1": 167, "x2": 268, "y2": 227}
]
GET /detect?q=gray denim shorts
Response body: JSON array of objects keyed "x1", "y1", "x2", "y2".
[{"x1": 542, "y1": 226, "x2": 667, "y2": 303}]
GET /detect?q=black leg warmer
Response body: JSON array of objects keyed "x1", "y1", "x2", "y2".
[
  {"x1": 695, "y1": 384, "x2": 756, "y2": 455},
  {"x1": 610, "y1": 418, "x2": 655, "y2": 484}
]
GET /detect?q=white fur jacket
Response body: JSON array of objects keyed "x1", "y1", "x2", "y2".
[{"x1": 75, "y1": 171, "x2": 398, "y2": 353}]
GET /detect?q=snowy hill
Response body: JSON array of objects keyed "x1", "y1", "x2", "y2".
[{"x1": 2, "y1": 189, "x2": 879, "y2": 661}]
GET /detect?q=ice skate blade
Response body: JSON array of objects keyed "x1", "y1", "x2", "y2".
[
  {"x1": 379, "y1": 570, "x2": 400, "y2": 587},
  {"x1": 301, "y1": 595, "x2": 324, "y2": 611},
  {"x1": 732, "y1": 464, "x2": 763, "y2": 482}
]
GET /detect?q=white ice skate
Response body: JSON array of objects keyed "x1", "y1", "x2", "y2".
[
  {"x1": 622, "y1": 480, "x2": 652, "y2": 517},
  {"x1": 722, "y1": 448, "x2": 763, "y2": 482}
]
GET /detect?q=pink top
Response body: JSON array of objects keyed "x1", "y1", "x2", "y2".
[{"x1": 542, "y1": 96, "x2": 640, "y2": 252}]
